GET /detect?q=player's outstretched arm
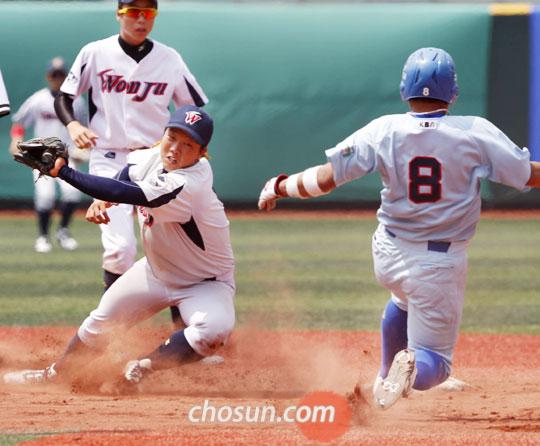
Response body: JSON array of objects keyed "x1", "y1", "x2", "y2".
[
  {"x1": 258, "y1": 162, "x2": 336, "y2": 211},
  {"x1": 526, "y1": 161, "x2": 540, "y2": 187},
  {"x1": 49, "y1": 159, "x2": 155, "y2": 207}
]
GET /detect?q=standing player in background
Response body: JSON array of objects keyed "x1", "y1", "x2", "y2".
[
  {"x1": 9, "y1": 58, "x2": 87, "y2": 253},
  {"x1": 3, "y1": 106, "x2": 235, "y2": 388},
  {"x1": 258, "y1": 47, "x2": 540, "y2": 410},
  {"x1": 0, "y1": 68, "x2": 10, "y2": 117},
  {"x1": 54, "y1": 0, "x2": 208, "y2": 293}
]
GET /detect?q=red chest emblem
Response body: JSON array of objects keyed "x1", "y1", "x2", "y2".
[{"x1": 185, "y1": 111, "x2": 202, "y2": 125}]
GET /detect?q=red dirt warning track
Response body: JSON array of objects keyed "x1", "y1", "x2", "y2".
[{"x1": 0, "y1": 327, "x2": 539, "y2": 445}]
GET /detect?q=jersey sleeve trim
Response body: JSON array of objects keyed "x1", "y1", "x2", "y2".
[
  {"x1": 185, "y1": 77, "x2": 207, "y2": 107},
  {"x1": 114, "y1": 165, "x2": 133, "y2": 181},
  {"x1": 146, "y1": 184, "x2": 185, "y2": 208}
]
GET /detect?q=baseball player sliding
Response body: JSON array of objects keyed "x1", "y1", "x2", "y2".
[
  {"x1": 54, "y1": 0, "x2": 208, "y2": 296},
  {"x1": 0, "y1": 68, "x2": 10, "y2": 118},
  {"x1": 258, "y1": 48, "x2": 540, "y2": 410},
  {"x1": 4, "y1": 105, "x2": 235, "y2": 387}
]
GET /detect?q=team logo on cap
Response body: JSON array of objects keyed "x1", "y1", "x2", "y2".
[{"x1": 185, "y1": 111, "x2": 202, "y2": 125}]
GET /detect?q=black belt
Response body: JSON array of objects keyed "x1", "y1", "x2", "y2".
[{"x1": 385, "y1": 228, "x2": 451, "y2": 253}]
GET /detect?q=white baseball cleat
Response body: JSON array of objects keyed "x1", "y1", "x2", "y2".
[
  {"x1": 435, "y1": 376, "x2": 470, "y2": 391},
  {"x1": 56, "y1": 228, "x2": 78, "y2": 251},
  {"x1": 201, "y1": 355, "x2": 225, "y2": 365},
  {"x1": 123, "y1": 358, "x2": 153, "y2": 384},
  {"x1": 373, "y1": 349, "x2": 417, "y2": 410},
  {"x1": 35, "y1": 236, "x2": 52, "y2": 253},
  {"x1": 3, "y1": 363, "x2": 57, "y2": 385}
]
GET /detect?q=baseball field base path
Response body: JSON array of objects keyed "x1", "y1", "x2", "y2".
[{"x1": 0, "y1": 327, "x2": 539, "y2": 445}]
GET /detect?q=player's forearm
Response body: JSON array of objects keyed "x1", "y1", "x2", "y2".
[
  {"x1": 526, "y1": 161, "x2": 540, "y2": 187},
  {"x1": 58, "y1": 165, "x2": 151, "y2": 206},
  {"x1": 276, "y1": 163, "x2": 336, "y2": 197},
  {"x1": 54, "y1": 92, "x2": 76, "y2": 126}
]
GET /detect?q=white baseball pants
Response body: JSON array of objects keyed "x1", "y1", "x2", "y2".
[
  {"x1": 89, "y1": 149, "x2": 137, "y2": 274},
  {"x1": 33, "y1": 164, "x2": 81, "y2": 212},
  {"x1": 78, "y1": 257, "x2": 236, "y2": 357}
]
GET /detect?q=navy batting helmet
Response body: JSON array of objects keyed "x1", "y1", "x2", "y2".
[{"x1": 400, "y1": 48, "x2": 459, "y2": 104}]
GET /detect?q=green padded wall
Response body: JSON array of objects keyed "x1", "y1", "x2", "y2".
[{"x1": 0, "y1": 2, "x2": 490, "y2": 203}]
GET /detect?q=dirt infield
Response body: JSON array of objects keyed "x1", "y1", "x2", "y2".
[{"x1": 0, "y1": 327, "x2": 539, "y2": 445}]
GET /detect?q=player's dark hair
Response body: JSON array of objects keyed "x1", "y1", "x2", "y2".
[{"x1": 408, "y1": 98, "x2": 450, "y2": 108}]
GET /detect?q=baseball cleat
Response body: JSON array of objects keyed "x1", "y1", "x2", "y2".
[
  {"x1": 3, "y1": 363, "x2": 57, "y2": 385},
  {"x1": 56, "y1": 228, "x2": 78, "y2": 251},
  {"x1": 435, "y1": 376, "x2": 471, "y2": 392},
  {"x1": 373, "y1": 349, "x2": 417, "y2": 410},
  {"x1": 201, "y1": 355, "x2": 225, "y2": 365},
  {"x1": 123, "y1": 358, "x2": 153, "y2": 384},
  {"x1": 35, "y1": 236, "x2": 52, "y2": 253},
  {"x1": 372, "y1": 375, "x2": 384, "y2": 397}
]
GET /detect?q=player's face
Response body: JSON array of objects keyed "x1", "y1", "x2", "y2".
[
  {"x1": 161, "y1": 128, "x2": 206, "y2": 171},
  {"x1": 117, "y1": 0, "x2": 156, "y2": 45},
  {"x1": 46, "y1": 72, "x2": 66, "y2": 93}
]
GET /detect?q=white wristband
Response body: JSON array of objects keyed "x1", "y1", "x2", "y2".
[
  {"x1": 285, "y1": 173, "x2": 301, "y2": 198},
  {"x1": 302, "y1": 166, "x2": 325, "y2": 197}
]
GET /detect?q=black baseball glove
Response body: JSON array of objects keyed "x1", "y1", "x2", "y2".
[{"x1": 13, "y1": 137, "x2": 69, "y2": 176}]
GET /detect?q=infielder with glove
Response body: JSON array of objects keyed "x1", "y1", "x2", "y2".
[
  {"x1": 5, "y1": 105, "x2": 235, "y2": 387},
  {"x1": 258, "y1": 47, "x2": 540, "y2": 410},
  {"x1": 9, "y1": 58, "x2": 86, "y2": 253}
]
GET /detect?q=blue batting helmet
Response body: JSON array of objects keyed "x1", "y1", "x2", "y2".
[{"x1": 400, "y1": 47, "x2": 459, "y2": 104}]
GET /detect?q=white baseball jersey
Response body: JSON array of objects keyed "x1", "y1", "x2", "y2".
[
  {"x1": 326, "y1": 112, "x2": 531, "y2": 242},
  {"x1": 61, "y1": 35, "x2": 208, "y2": 151},
  {"x1": 0, "y1": 68, "x2": 10, "y2": 116},
  {"x1": 13, "y1": 89, "x2": 85, "y2": 210},
  {"x1": 13, "y1": 88, "x2": 86, "y2": 146},
  {"x1": 128, "y1": 147, "x2": 235, "y2": 289}
]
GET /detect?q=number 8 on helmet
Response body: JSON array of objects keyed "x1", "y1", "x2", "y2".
[{"x1": 399, "y1": 47, "x2": 459, "y2": 104}]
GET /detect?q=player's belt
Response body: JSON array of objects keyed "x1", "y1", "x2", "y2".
[{"x1": 385, "y1": 228, "x2": 451, "y2": 253}]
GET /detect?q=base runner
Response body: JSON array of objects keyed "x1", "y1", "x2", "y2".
[{"x1": 258, "y1": 47, "x2": 540, "y2": 410}]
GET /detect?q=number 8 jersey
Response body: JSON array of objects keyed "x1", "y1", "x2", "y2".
[{"x1": 325, "y1": 111, "x2": 531, "y2": 242}]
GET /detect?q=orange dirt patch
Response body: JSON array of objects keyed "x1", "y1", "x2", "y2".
[{"x1": 0, "y1": 328, "x2": 538, "y2": 445}]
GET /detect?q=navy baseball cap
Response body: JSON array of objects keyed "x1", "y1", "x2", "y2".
[
  {"x1": 166, "y1": 105, "x2": 214, "y2": 147},
  {"x1": 118, "y1": 0, "x2": 158, "y2": 7},
  {"x1": 47, "y1": 57, "x2": 67, "y2": 75}
]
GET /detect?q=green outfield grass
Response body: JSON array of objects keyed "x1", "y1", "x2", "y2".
[
  {"x1": 0, "y1": 213, "x2": 539, "y2": 333},
  {"x1": 0, "y1": 434, "x2": 38, "y2": 446}
]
